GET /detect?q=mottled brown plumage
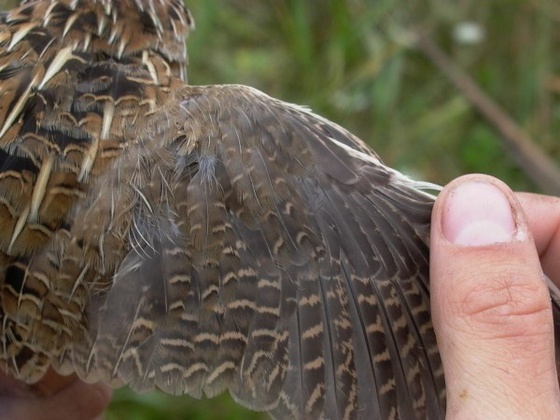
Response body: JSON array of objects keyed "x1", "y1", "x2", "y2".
[{"x1": 0, "y1": 1, "x2": 557, "y2": 419}]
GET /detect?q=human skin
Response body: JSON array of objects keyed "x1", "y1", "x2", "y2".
[
  {"x1": 0, "y1": 369, "x2": 111, "y2": 420},
  {"x1": 430, "y1": 174, "x2": 560, "y2": 419}
]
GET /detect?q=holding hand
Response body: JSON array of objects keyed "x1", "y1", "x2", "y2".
[
  {"x1": 430, "y1": 174, "x2": 560, "y2": 418},
  {"x1": 0, "y1": 369, "x2": 111, "y2": 420}
]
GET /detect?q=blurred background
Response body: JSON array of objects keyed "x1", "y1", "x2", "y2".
[
  {"x1": 180, "y1": 0, "x2": 560, "y2": 194},
  {"x1": 1, "y1": 0, "x2": 559, "y2": 418}
]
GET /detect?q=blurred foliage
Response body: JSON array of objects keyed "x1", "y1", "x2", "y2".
[
  {"x1": 0, "y1": 0, "x2": 558, "y2": 418},
  {"x1": 185, "y1": 0, "x2": 560, "y2": 191},
  {"x1": 107, "y1": 387, "x2": 266, "y2": 420}
]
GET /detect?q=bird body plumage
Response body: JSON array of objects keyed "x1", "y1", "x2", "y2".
[{"x1": 0, "y1": 1, "x2": 557, "y2": 419}]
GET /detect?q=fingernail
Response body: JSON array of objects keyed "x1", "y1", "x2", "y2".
[{"x1": 442, "y1": 181, "x2": 517, "y2": 246}]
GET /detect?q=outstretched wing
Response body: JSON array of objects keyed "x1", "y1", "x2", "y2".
[{"x1": 62, "y1": 84, "x2": 445, "y2": 419}]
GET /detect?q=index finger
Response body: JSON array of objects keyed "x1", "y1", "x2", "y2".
[{"x1": 516, "y1": 193, "x2": 560, "y2": 286}]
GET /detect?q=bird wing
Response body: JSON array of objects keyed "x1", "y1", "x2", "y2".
[{"x1": 60, "y1": 84, "x2": 445, "y2": 419}]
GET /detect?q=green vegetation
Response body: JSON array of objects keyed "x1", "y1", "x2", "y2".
[{"x1": 186, "y1": 0, "x2": 559, "y2": 191}]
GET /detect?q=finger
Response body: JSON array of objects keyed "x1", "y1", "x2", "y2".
[
  {"x1": 516, "y1": 192, "x2": 560, "y2": 286},
  {"x1": 0, "y1": 371, "x2": 33, "y2": 399},
  {"x1": 30, "y1": 369, "x2": 80, "y2": 397},
  {"x1": 430, "y1": 174, "x2": 560, "y2": 418},
  {"x1": 0, "y1": 380, "x2": 112, "y2": 420},
  {"x1": 44, "y1": 381, "x2": 112, "y2": 420}
]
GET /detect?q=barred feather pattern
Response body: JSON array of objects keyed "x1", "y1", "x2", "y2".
[
  {"x1": 51, "y1": 84, "x2": 446, "y2": 419},
  {"x1": 0, "y1": 1, "x2": 558, "y2": 420},
  {"x1": 0, "y1": 0, "x2": 191, "y2": 385}
]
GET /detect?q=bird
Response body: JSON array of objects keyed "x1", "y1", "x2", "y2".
[{"x1": 0, "y1": 1, "x2": 557, "y2": 419}]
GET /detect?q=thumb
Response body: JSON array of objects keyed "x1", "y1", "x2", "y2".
[{"x1": 430, "y1": 174, "x2": 560, "y2": 418}]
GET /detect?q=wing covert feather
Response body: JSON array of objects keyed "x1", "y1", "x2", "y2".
[{"x1": 62, "y1": 84, "x2": 445, "y2": 419}]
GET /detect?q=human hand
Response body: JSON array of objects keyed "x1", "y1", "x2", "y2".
[
  {"x1": 0, "y1": 369, "x2": 111, "y2": 420},
  {"x1": 430, "y1": 174, "x2": 560, "y2": 418}
]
